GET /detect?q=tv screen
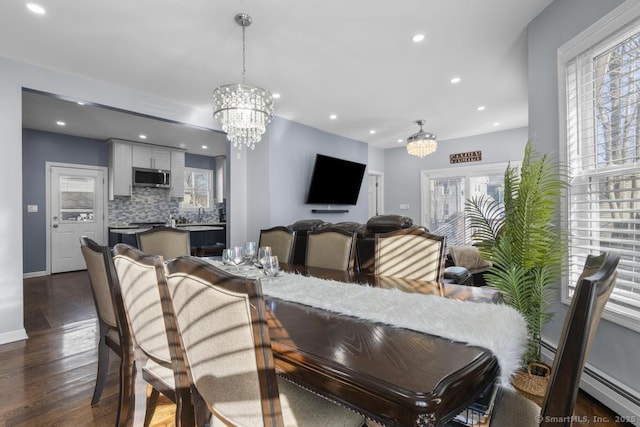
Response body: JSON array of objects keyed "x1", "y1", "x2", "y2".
[{"x1": 305, "y1": 154, "x2": 366, "y2": 205}]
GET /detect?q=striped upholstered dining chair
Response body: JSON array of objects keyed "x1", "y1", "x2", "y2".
[
  {"x1": 490, "y1": 252, "x2": 620, "y2": 427},
  {"x1": 162, "y1": 255, "x2": 365, "y2": 426},
  {"x1": 375, "y1": 228, "x2": 447, "y2": 282},
  {"x1": 111, "y1": 243, "x2": 193, "y2": 426}
]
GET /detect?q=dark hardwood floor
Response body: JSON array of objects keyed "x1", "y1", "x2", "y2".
[{"x1": 0, "y1": 270, "x2": 632, "y2": 426}]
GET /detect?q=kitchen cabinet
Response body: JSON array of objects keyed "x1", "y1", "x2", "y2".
[
  {"x1": 170, "y1": 150, "x2": 185, "y2": 198},
  {"x1": 132, "y1": 144, "x2": 171, "y2": 170},
  {"x1": 108, "y1": 139, "x2": 132, "y2": 199}
]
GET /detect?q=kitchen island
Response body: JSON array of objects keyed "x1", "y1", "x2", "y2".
[{"x1": 108, "y1": 223, "x2": 226, "y2": 252}]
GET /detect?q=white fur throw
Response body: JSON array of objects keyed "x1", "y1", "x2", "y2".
[{"x1": 261, "y1": 272, "x2": 527, "y2": 388}]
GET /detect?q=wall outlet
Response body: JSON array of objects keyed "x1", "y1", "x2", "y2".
[
  {"x1": 399, "y1": 203, "x2": 410, "y2": 210},
  {"x1": 27, "y1": 204, "x2": 38, "y2": 213}
]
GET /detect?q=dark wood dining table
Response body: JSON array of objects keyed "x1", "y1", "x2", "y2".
[{"x1": 266, "y1": 264, "x2": 501, "y2": 426}]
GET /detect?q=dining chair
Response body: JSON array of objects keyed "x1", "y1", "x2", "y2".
[
  {"x1": 305, "y1": 227, "x2": 357, "y2": 271},
  {"x1": 258, "y1": 226, "x2": 296, "y2": 264},
  {"x1": 375, "y1": 228, "x2": 447, "y2": 282},
  {"x1": 136, "y1": 226, "x2": 191, "y2": 260},
  {"x1": 112, "y1": 243, "x2": 193, "y2": 427},
  {"x1": 162, "y1": 255, "x2": 366, "y2": 426},
  {"x1": 490, "y1": 251, "x2": 620, "y2": 427},
  {"x1": 79, "y1": 236, "x2": 128, "y2": 427}
]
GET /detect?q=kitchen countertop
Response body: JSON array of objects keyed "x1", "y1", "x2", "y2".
[{"x1": 109, "y1": 224, "x2": 225, "y2": 234}]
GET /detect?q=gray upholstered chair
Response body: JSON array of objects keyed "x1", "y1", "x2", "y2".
[
  {"x1": 258, "y1": 226, "x2": 296, "y2": 264},
  {"x1": 112, "y1": 243, "x2": 193, "y2": 426},
  {"x1": 136, "y1": 226, "x2": 190, "y2": 260},
  {"x1": 490, "y1": 252, "x2": 620, "y2": 427},
  {"x1": 79, "y1": 236, "x2": 127, "y2": 427},
  {"x1": 375, "y1": 228, "x2": 446, "y2": 282},
  {"x1": 162, "y1": 256, "x2": 365, "y2": 426},
  {"x1": 305, "y1": 227, "x2": 357, "y2": 271}
]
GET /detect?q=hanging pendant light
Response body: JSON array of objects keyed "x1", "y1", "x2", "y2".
[
  {"x1": 406, "y1": 120, "x2": 438, "y2": 158},
  {"x1": 213, "y1": 13, "x2": 274, "y2": 151}
]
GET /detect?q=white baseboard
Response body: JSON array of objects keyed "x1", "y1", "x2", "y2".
[
  {"x1": 541, "y1": 340, "x2": 640, "y2": 426},
  {"x1": 23, "y1": 270, "x2": 48, "y2": 279},
  {"x1": 0, "y1": 328, "x2": 28, "y2": 345}
]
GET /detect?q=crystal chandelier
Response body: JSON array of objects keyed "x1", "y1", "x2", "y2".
[
  {"x1": 406, "y1": 120, "x2": 438, "y2": 158},
  {"x1": 213, "y1": 13, "x2": 274, "y2": 151}
]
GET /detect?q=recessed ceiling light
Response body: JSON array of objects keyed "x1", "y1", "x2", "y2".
[
  {"x1": 179, "y1": 143, "x2": 186, "y2": 148},
  {"x1": 412, "y1": 34, "x2": 425, "y2": 43},
  {"x1": 26, "y1": 3, "x2": 45, "y2": 15},
  {"x1": 369, "y1": 130, "x2": 376, "y2": 135},
  {"x1": 56, "y1": 121, "x2": 65, "y2": 126},
  {"x1": 77, "y1": 101, "x2": 85, "y2": 106},
  {"x1": 397, "y1": 139, "x2": 403, "y2": 143},
  {"x1": 329, "y1": 114, "x2": 337, "y2": 120},
  {"x1": 450, "y1": 77, "x2": 461, "y2": 84},
  {"x1": 272, "y1": 93, "x2": 281, "y2": 99},
  {"x1": 139, "y1": 134, "x2": 147, "y2": 139},
  {"x1": 202, "y1": 145, "x2": 208, "y2": 149},
  {"x1": 493, "y1": 122, "x2": 500, "y2": 126},
  {"x1": 477, "y1": 105, "x2": 486, "y2": 111}
]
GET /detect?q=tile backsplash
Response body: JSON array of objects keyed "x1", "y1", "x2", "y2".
[{"x1": 108, "y1": 187, "x2": 223, "y2": 225}]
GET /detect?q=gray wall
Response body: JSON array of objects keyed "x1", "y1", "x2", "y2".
[
  {"x1": 528, "y1": 0, "x2": 640, "y2": 394},
  {"x1": 22, "y1": 128, "x2": 218, "y2": 273},
  {"x1": 266, "y1": 117, "x2": 369, "y2": 227},
  {"x1": 368, "y1": 145, "x2": 385, "y2": 173},
  {"x1": 384, "y1": 127, "x2": 528, "y2": 225}
]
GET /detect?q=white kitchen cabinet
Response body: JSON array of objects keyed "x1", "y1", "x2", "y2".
[
  {"x1": 132, "y1": 144, "x2": 171, "y2": 170},
  {"x1": 170, "y1": 150, "x2": 185, "y2": 198},
  {"x1": 108, "y1": 139, "x2": 133, "y2": 199}
]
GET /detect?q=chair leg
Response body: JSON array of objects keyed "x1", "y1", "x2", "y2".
[
  {"x1": 91, "y1": 329, "x2": 109, "y2": 405},
  {"x1": 115, "y1": 350, "x2": 131, "y2": 427}
]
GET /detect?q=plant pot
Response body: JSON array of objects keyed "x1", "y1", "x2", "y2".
[{"x1": 512, "y1": 362, "x2": 550, "y2": 397}]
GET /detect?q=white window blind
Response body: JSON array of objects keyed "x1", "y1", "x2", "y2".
[{"x1": 564, "y1": 22, "x2": 640, "y2": 329}]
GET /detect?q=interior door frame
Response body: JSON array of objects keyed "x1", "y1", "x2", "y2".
[
  {"x1": 368, "y1": 170, "x2": 384, "y2": 217},
  {"x1": 45, "y1": 161, "x2": 108, "y2": 275}
]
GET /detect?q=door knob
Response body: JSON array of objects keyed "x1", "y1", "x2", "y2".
[{"x1": 52, "y1": 224, "x2": 59, "y2": 228}]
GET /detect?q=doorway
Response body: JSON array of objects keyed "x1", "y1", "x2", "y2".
[{"x1": 46, "y1": 163, "x2": 107, "y2": 273}]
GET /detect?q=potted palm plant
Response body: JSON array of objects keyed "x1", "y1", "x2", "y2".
[{"x1": 466, "y1": 141, "x2": 567, "y2": 394}]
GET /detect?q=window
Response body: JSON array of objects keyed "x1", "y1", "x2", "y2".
[
  {"x1": 562, "y1": 17, "x2": 640, "y2": 330},
  {"x1": 180, "y1": 167, "x2": 213, "y2": 210},
  {"x1": 420, "y1": 163, "x2": 510, "y2": 247}
]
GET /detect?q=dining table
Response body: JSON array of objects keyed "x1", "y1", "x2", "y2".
[{"x1": 205, "y1": 260, "x2": 510, "y2": 426}]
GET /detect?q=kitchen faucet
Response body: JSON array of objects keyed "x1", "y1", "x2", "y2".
[{"x1": 198, "y1": 206, "x2": 204, "y2": 223}]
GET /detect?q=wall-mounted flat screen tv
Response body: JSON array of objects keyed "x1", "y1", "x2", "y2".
[{"x1": 305, "y1": 154, "x2": 367, "y2": 205}]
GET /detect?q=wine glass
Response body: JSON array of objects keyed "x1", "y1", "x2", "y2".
[
  {"x1": 258, "y1": 246, "x2": 272, "y2": 268},
  {"x1": 244, "y1": 241, "x2": 257, "y2": 264},
  {"x1": 222, "y1": 248, "x2": 233, "y2": 266},
  {"x1": 263, "y1": 255, "x2": 279, "y2": 278},
  {"x1": 229, "y1": 246, "x2": 244, "y2": 269}
]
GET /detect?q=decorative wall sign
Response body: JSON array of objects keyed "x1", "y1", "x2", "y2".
[{"x1": 450, "y1": 150, "x2": 482, "y2": 164}]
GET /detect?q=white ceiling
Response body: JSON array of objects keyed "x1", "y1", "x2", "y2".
[{"x1": 3, "y1": 0, "x2": 553, "y2": 153}]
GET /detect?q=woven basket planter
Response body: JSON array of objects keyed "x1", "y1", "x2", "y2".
[{"x1": 512, "y1": 362, "x2": 550, "y2": 397}]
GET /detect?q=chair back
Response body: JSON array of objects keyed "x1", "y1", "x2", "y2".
[
  {"x1": 259, "y1": 226, "x2": 296, "y2": 264},
  {"x1": 80, "y1": 237, "x2": 119, "y2": 330},
  {"x1": 375, "y1": 228, "x2": 446, "y2": 282},
  {"x1": 163, "y1": 256, "x2": 283, "y2": 425},
  {"x1": 112, "y1": 244, "x2": 172, "y2": 364},
  {"x1": 136, "y1": 226, "x2": 190, "y2": 260},
  {"x1": 306, "y1": 227, "x2": 357, "y2": 271},
  {"x1": 540, "y1": 252, "x2": 619, "y2": 425}
]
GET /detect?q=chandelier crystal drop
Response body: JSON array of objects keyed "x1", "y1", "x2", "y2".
[
  {"x1": 406, "y1": 120, "x2": 437, "y2": 158},
  {"x1": 213, "y1": 13, "x2": 274, "y2": 151}
]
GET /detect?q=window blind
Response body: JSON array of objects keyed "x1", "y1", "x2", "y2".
[{"x1": 565, "y1": 25, "x2": 640, "y2": 326}]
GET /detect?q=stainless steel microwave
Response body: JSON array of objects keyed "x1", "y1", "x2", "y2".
[{"x1": 133, "y1": 167, "x2": 171, "y2": 188}]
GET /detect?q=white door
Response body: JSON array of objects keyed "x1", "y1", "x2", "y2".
[
  {"x1": 368, "y1": 173, "x2": 383, "y2": 218},
  {"x1": 50, "y1": 165, "x2": 106, "y2": 273}
]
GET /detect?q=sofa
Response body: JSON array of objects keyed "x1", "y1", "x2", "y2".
[{"x1": 287, "y1": 214, "x2": 473, "y2": 286}]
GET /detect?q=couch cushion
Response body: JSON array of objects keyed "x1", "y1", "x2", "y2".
[
  {"x1": 366, "y1": 214, "x2": 413, "y2": 232},
  {"x1": 288, "y1": 219, "x2": 327, "y2": 232}
]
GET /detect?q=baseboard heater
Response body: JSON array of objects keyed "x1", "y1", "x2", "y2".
[
  {"x1": 541, "y1": 340, "x2": 640, "y2": 425},
  {"x1": 311, "y1": 209, "x2": 349, "y2": 214}
]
